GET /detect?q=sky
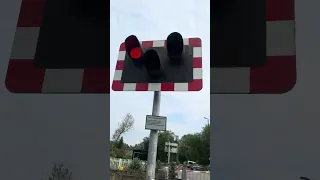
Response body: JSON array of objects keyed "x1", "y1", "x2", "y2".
[{"x1": 110, "y1": 0, "x2": 210, "y2": 146}]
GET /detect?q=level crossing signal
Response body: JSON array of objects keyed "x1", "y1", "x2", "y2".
[{"x1": 112, "y1": 32, "x2": 203, "y2": 91}]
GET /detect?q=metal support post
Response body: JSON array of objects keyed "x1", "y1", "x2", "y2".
[
  {"x1": 146, "y1": 91, "x2": 161, "y2": 180},
  {"x1": 167, "y1": 142, "x2": 171, "y2": 164},
  {"x1": 181, "y1": 161, "x2": 187, "y2": 180}
]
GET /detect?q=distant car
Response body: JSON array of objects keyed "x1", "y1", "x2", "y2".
[
  {"x1": 187, "y1": 160, "x2": 197, "y2": 165},
  {"x1": 186, "y1": 160, "x2": 197, "y2": 168}
]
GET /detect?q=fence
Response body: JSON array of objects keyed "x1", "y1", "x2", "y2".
[
  {"x1": 110, "y1": 157, "x2": 210, "y2": 180},
  {"x1": 110, "y1": 157, "x2": 132, "y2": 170},
  {"x1": 175, "y1": 170, "x2": 210, "y2": 180},
  {"x1": 110, "y1": 157, "x2": 147, "y2": 170}
]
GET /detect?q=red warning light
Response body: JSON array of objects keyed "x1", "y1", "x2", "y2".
[{"x1": 130, "y1": 47, "x2": 142, "y2": 59}]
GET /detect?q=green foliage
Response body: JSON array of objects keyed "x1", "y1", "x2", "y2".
[
  {"x1": 132, "y1": 127, "x2": 210, "y2": 165},
  {"x1": 156, "y1": 160, "x2": 163, "y2": 170},
  {"x1": 110, "y1": 113, "x2": 135, "y2": 159},
  {"x1": 168, "y1": 162, "x2": 177, "y2": 179},
  {"x1": 128, "y1": 158, "x2": 143, "y2": 171},
  {"x1": 134, "y1": 131, "x2": 179, "y2": 162},
  {"x1": 110, "y1": 149, "x2": 117, "y2": 158},
  {"x1": 43, "y1": 162, "x2": 72, "y2": 180},
  {"x1": 122, "y1": 154, "x2": 133, "y2": 159},
  {"x1": 112, "y1": 113, "x2": 134, "y2": 142},
  {"x1": 115, "y1": 137, "x2": 124, "y2": 149},
  {"x1": 110, "y1": 146, "x2": 127, "y2": 158},
  {"x1": 111, "y1": 115, "x2": 210, "y2": 166},
  {"x1": 178, "y1": 124, "x2": 210, "y2": 165},
  {"x1": 156, "y1": 131, "x2": 177, "y2": 162}
]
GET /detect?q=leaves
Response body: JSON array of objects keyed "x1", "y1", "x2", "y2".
[
  {"x1": 47, "y1": 162, "x2": 72, "y2": 180},
  {"x1": 129, "y1": 158, "x2": 143, "y2": 171},
  {"x1": 115, "y1": 137, "x2": 125, "y2": 149},
  {"x1": 110, "y1": 113, "x2": 135, "y2": 159},
  {"x1": 112, "y1": 113, "x2": 134, "y2": 142},
  {"x1": 178, "y1": 124, "x2": 210, "y2": 165},
  {"x1": 112, "y1": 115, "x2": 210, "y2": 166}
]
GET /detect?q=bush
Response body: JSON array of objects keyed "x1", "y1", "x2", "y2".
[
  {"x1": 110, "y1": 149, "x2": 117, "y2": 158},
  {"x1": 129, "y1": 158, "x2": 142, "y2": 171},
  {"x1": 156, "y1": 160, "x2": 163, "y2": 170},
  {"x1": 42, "y1": 162, "x2": 72, "y2": 180},
  {"x1": 123, "y1": 154, "x2": 132, "y2": 159},
  {"x1": 168, "y1": 162, "x2": 177, "y2": 179},
  {"x1": 110, "y1": 147, "x2": 127, "y2": 159}
]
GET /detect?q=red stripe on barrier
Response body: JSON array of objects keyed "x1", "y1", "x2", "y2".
[
  {"x1": 141, "y1": 41, "x2": 154, "y2": 48},
  {"x1": 115, "y1": 60, "x2": 125, "y2": 70},
  {"x1": 5, "y1": 60, "x2": 45, "y2": 93},
  {"x1": 18, "y1": 0, "x2": 44, "y2": 27},
  {"x1": 188, "y1": 79, "x2": 203, "y2": 91},
  {"x1": 111, "y1": 80, "x2": 124, "y2": 91},
  {"x1": 266, "y1": 0, "x2": 295, "y2": 21},
  {"x1": 82, "y1": 68, "x2": 110, "y2": 93},
  {"x1": 193, "y1": 57, "x2": 202, "y2": 68},
  {"x1": 189, "y1": 38, "x2": 202, "y2": 47},
  {"x1": 135, "y1": 83, "x2": 149, "y2": 91},
  {"x1": 250, "y1": 56, "x2": 296, "y2": 94},
  {"x1": 161, "y1": 83, "x2": 175, "y2": 91}
]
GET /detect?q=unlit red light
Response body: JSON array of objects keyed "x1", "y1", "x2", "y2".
[{"x1": 130, "y1": 47, "x2": 142, "y2": 59}]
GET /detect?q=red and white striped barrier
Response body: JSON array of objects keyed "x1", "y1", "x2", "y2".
[{"x1": 175, "y1": 169, "x2": 210, "y2": 180}]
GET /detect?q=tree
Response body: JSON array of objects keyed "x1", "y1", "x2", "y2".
[
  {"x1": 142, "y1": 137, "x2": 149, "y2": 151},
  {"x1": 157, "y1": 131, "x2": 178, "y2": 162},
  {"x1": 131, "y1": 124, "x2": 210, "y2": 165},
  {"x1": 115, "y1": 137, "x2": 124, "y2": 149},
  {"x1": 178, "y1": 124, "x2": 210, "y2": 165},
  {"x1": 179, "y1": 133, "x2": 202, "y2": 162},
  {"x1": 134, "y1": 131, "x2": 178, "y2": 162},
  {"x1": 112, "y1": 113, "x2": 134, "y2": 142},
  {"x1": 110, "y1": 113, "x2": 134, "y2": 159},
  {"x1": 200, "y1": 124, "x2": 210, "y2": 165},
  {"x1": 133, "y1": 137, "x2": 149, "y2": 151}
]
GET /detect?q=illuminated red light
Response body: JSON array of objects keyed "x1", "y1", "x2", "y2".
[{"x1": 130, "y1": 47, "x2": 142, "y2": 59}]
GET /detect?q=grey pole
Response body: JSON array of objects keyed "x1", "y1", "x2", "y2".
[
  {"x1": 181, "y1": 161, "x2": 187, "y2": 180},
  {"x1": 146, "y1": 91, "x2": 161, "y2": 180},
  {"x1": 167, "y1": 142, "x2": 171, "y2": 164}
]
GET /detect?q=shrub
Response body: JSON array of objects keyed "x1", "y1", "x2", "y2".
[
  {"x1": 168, "y1": 162, "x2": 177, "y2": 179},
  {"x1": 123, "y1": 154, "x2": 133, "y2": 159},
  {"x1": 129, "y1": 158, "x2": 142, "y2": 171},
  {"x1": 42, "y1": 162, "x2": 72, "y2": 180},
  {"x1": 156, "y1": 160, "x2": 163, "y2": 170}
]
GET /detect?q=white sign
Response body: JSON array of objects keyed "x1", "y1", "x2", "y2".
[
  {"x1": 165, "y1": 142, "x2": 178, "y2": 153},
  {"x1": 165, "y1": 142, "x2": 178, "y2": 146},
  {"x1": 145, "y1": 115, "x2": 167, "y2": 131}
]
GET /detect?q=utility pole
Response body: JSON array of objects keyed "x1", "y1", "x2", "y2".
[{"x1": 146, "y1": 91, "x2": 161, "y2": 180}]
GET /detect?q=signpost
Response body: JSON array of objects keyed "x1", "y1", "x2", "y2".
[
  {"x1": 112, "y1": 32, "x2": 202, "y2": 180},
  {"x1": 165, "y1": 142, "x2": 178, "y2": 164}
]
